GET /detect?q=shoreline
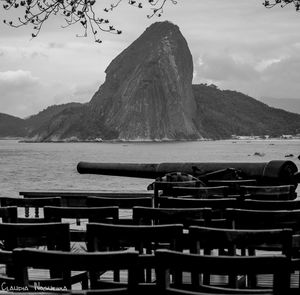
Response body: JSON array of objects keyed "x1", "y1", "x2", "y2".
[
  {"x1": 16, "y1": 138, "x2": 300, "y2": 143},
  {"x1": 1, "y1": 137, "x2": 300, "y2": 143}
]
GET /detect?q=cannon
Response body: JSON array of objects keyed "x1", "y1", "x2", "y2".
[{"x1": 77, "y1": 160, "x2": 300, "y2": 187}]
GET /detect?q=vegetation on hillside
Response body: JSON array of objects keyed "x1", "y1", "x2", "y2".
[
  {"x1": 193, "y1": 84, "x2": 300, "y2": 139},
  {"x1": 0, "y1": 113, "x2": 27, "y2": 137}
]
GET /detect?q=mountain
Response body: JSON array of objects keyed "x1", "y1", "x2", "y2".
[
  {"x1": 26, "y1": 103, "x2": 83, "y2": 131},
  {"x1": 0, "y1": 113, "x2": 26, "y2": 138},
  {"x1": 193, "y1": 84, "x2": 300, "y2": 139},
  {"x1": 259, "y1": 97, "x2": 300, "y2": 115},
  {"x1": 89, "y1": 21, "x2": 200, "y2": 140},
  {"x1": 2, "y1": 21, "x2": 300, "y2": 141},
  {"x1": 25, "y1": 103, "x2": 86, "y2": 141},
  {"x1": 25, "y1": 21, "x2": 202, "y2": 141}
]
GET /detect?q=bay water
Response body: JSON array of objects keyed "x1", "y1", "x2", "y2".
[{"x1": 1, "y1": 139, "x2": 299, "y2": 198}]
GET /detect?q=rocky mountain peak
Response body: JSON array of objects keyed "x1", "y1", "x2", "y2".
[{"x1": 90, "y1": 21, "x2": 201, "y2": 140}]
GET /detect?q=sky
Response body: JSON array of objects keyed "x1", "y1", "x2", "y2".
[{"x1": 1, "y1": 0, "x2": 300, "y2": 118}]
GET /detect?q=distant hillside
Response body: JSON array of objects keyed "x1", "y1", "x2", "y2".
[
  {"x1": 193, "y1": 84, "x2": 300, "y2": 139},
  {"x1": 0, "y1": 113, "x2": 26, "y2": 138},
  {"x1": 22, "y1": 83, "x2": 300, "y2": 141},
  {"x1": 2, "y1": 85, "x2": 300, "y2": 140},
  {"x1": 260, "y1": 97, "x2": 300, "y2": 115},
  {"x1": 25, "y1": 103, "x2": 118, "y2": 141},
  {"x1": 26, "y1": 103, "x2": 83, "y2": 134}
]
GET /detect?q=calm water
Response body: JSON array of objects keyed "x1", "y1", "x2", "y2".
[{"x1": 0, "y1": 139, "x2": 299, "y2": 197}]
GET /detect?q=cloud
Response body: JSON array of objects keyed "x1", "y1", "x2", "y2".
[
  {"x1": 194, "y1": 48, "x2": 300, "y2": 100},
  {"x1": 0, "y1": 69, "x2": 100, "y2": 118},
  {"x1": 50, "y1": 81, "x2": 100, "y2": 105},
  {"x1": 255, "y1": 58, "x2": 282, "y2": 72},
  {"x1": 0, "y1": 70, "x2": 39, "y2": 90},
  {"x1": 0, "y1": 44, "x2": 49, "y2": 61},
  {"x1": 0, "y1": 70, "x2": 42, "y2": 117},
  {"x1": 47, "y1": 42, "x2": 65, "y2": 49},
  {"x1": 195, "y1": 54, "x2": 258, "y2": 83},
  {"x1": 263, "y1": 55, "x2": 300, "y2": 80},
  {"x1": 71, "y1": 82, "x2": 100, "y2": 100},
  {"x1": 255, "y1": 55, "x2": 300, "y2": 98}
]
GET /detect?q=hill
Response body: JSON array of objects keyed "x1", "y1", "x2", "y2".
[
  {"x1": 89, "y1": 21, "x2": 200, "y2": 140},
  {"x1": 259, "y1": 97, "x2": 300, "y2": 115},
  {"x1": 193, "y1": 84, "x2": 300, "y2": 139},
  {"x1": 26, "y1": 103, "x2": 118, "y2": 141},
  {"x1": 0, "y1": 113, "x2": 26, "y2": 138}
]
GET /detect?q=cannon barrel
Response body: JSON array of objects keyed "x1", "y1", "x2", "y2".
[{"x1": 77, "y1": 160, "x2": 299, "y2": 186}]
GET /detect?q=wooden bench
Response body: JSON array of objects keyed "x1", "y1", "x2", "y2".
[
  {"x1": 20, "y1": 191, "x2": 153, "y2": 207},
  {"x1": 188, "y1": 226, "x2": 293, "y2": 288},
  {"x1": 207, "y1": 180, "x2": 257, "y2": 195},
  {"x1": 87, "y1": 223, "x2": 183, "y2": 286},
  {"x1": 86, "y1": 196, "x2": 153, "y2": 209},
  {"x1": 240, "y1": 185, "x2": 297, "y2": 201},
  {"x1": 0, "y1": 197, "x2": 61, "y2": 222},
  {"x1": 0, "y1": 222, "x2": 90, "y2": 288},
  {"x1": 86, "y1": 197, "x2": 153, "y2": 224},
  {"x1": 155, "y1": 249, "x2": 289, "y2": 294},
  {"x1": 13, "y1": 248, "x2": 139, "y2": 291},
  {"x1": 170, "y1": 186, "x2": 229, "y2": 199},
  {"x1": 237, "y1": 199, "x2": 300, "y2": 211},
  {"x1": 226, "y1": 208, "x2": 300, "y2": 232},
  {"x1": 0, "y1": 206, "x2": 18, "y2": 223},
  {"x1": 44, "y1": 206, "x2": 119, "y2": 242},
  {"x1": 159, "y1": 197, "x2": 237, "y2": 224},
  {"x1": 132, "y1": 206, "x2": 213, "y2": 228}
]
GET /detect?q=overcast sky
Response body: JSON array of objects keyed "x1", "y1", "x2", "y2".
[{"x1": 1, "y1": 0, "x2": 300, "y2": 118}]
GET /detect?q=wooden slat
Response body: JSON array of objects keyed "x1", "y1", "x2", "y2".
[{"x1": 20, "y1": 191, "x2": 153, "y2": 207}]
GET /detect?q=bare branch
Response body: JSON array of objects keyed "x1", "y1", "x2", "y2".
[
  {"x1": 263, "y1": 0, "x2": 300, "y2": 11},
  {"x1": 1, "y1": 0, "x2": 178, "y2": 42}
]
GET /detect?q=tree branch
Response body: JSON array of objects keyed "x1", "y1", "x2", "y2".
[
  {"x1": 263, "y1": 0, "x2": 300, "y2": 11},
  {"x1": 2, "y1": 0, "x2": 178, "y2": 42}
]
